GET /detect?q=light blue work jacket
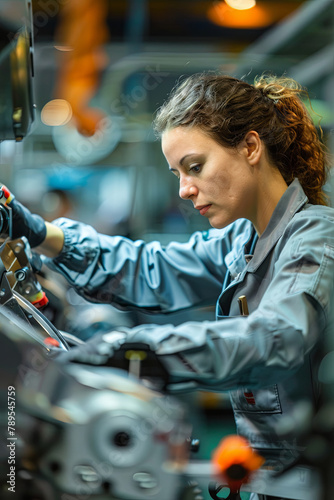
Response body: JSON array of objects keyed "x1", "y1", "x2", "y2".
[{"x1": 46, "y1": 179, "x2": 334, "y2": 466}]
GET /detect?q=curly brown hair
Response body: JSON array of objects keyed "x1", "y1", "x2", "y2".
[{"x1": 153, "y1": 73, "x2": 330, "y2": 205}]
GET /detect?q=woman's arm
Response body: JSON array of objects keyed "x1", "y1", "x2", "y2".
[
  {"x1": 45, "y1": 217, "x2": 252, "y2": 313},
  {"x1": 36, "y1": 222, "x2": 65, "y2": 258}
]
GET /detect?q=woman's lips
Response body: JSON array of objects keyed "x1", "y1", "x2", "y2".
[{"x1": 196, "y1": 204, "x2": 211, "y2": 216}]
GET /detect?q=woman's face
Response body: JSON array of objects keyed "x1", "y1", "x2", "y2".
[{"x1": 161, "y1": 126, "x2": 260, "y2": 229}]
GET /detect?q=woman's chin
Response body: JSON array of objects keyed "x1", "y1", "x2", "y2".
[
  {"x1": 209, "y1": 220, "x2": 225, "y2": 229},
  {"x1": 209, "y1": 216, "x2": 234, "y2": 230}
]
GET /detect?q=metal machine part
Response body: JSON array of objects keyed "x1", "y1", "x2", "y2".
[
  {"x1": 2, "y1": 334, "x2": 194, "y2": 500},
  {"x1": 0, "y1": 237, "x2": 48, "y2": 307},
  {"x1": 0, "y1": 0, "x2": 35, "y2": 141},
  {"x1": 0, "y1": 237, "x2": 68, "y2": 350}
]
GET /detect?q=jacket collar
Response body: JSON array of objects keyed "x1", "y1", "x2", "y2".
[{"x1": 248, "y1": 178, "x2": 308, "y2": 271}]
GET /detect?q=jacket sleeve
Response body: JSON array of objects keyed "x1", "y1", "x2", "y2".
[
  {"x1": 44, "y1": 218, "x2": 252, "y2": 313},
  {"x1": 118, "y1": 210, "x2": 334, "y2": 391}
]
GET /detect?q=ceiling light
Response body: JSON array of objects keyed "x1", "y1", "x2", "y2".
[
  {"x1": 208, "y1": 1, "x2": 271, "y2": 29},
  {"x1": 41, "y1": 99, "x2": 73, "y2": 127},
  {"x1": 225, "y1": 0, "x2": 256, "y2": 9}
]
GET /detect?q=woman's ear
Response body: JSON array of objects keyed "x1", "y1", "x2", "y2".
[{"x1": 244, "y1": 131, "x2": 262, "y2": 165}]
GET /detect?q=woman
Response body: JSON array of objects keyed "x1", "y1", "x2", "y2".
[{"x1": 3, "y1": 73, "x2": 333, "y2": 500}]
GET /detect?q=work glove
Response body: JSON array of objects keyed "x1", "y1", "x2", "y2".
[
  {"x1": 57, "y1": 329, "x2": 170, "y2": 389},
  {"x1": 59, "y1": 330, "x2": 128, "y2": 365},
  {"x1": 0, "y1": 185, "x2": 47, "y2": 248}
]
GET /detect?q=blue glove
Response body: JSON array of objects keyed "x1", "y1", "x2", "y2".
[{"x1": 0, "y1": 185, "x2": 47, "y2": 248}]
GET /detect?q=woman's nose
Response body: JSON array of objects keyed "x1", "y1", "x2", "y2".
[{"x1": 179, "y1": 176, "x2": 198, "y2": 200}]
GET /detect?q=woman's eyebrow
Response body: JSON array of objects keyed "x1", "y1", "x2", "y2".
[{"x1": 179, "y1": 153, "x2": 197, "y2": 166}]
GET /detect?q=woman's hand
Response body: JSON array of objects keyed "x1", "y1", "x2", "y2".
[
  {"x1": 0, "y1": 185, "x2": 64, "y2": 256},
  {"x1": 58, "y1": 331, "x2": 128, "y2": 365}
]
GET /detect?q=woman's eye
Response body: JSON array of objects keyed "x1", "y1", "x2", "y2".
[{"x1": 190, "y1": 164, "x2": 201, "y2": 173}]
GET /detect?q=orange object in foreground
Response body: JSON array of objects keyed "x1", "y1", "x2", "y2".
[
  {"x1": 212, "y1": 435, "x2": 265, "y2": 493},
  {"x1": 44, "y1": 337, "x2": 60, "y2": 348}
]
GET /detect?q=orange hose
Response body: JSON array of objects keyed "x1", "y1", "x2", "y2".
[{"x1": 54, "y1": 0, "x2": 109, "y2": 136}]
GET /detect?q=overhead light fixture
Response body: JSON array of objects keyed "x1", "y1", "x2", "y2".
[
  {"x1": 225, "y1": 0, "x2": 256, "y2": 9},
  {"x1": 207, "y1": 1, "x2": 271, "y2": 29}
]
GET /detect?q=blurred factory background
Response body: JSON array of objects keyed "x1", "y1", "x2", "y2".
[
  {"x1": 0, "y1": 1, "x2": 333, "y2": 494},
  {"x1": 1, "y1": 0, "x2": 333, "y2": 242}
]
